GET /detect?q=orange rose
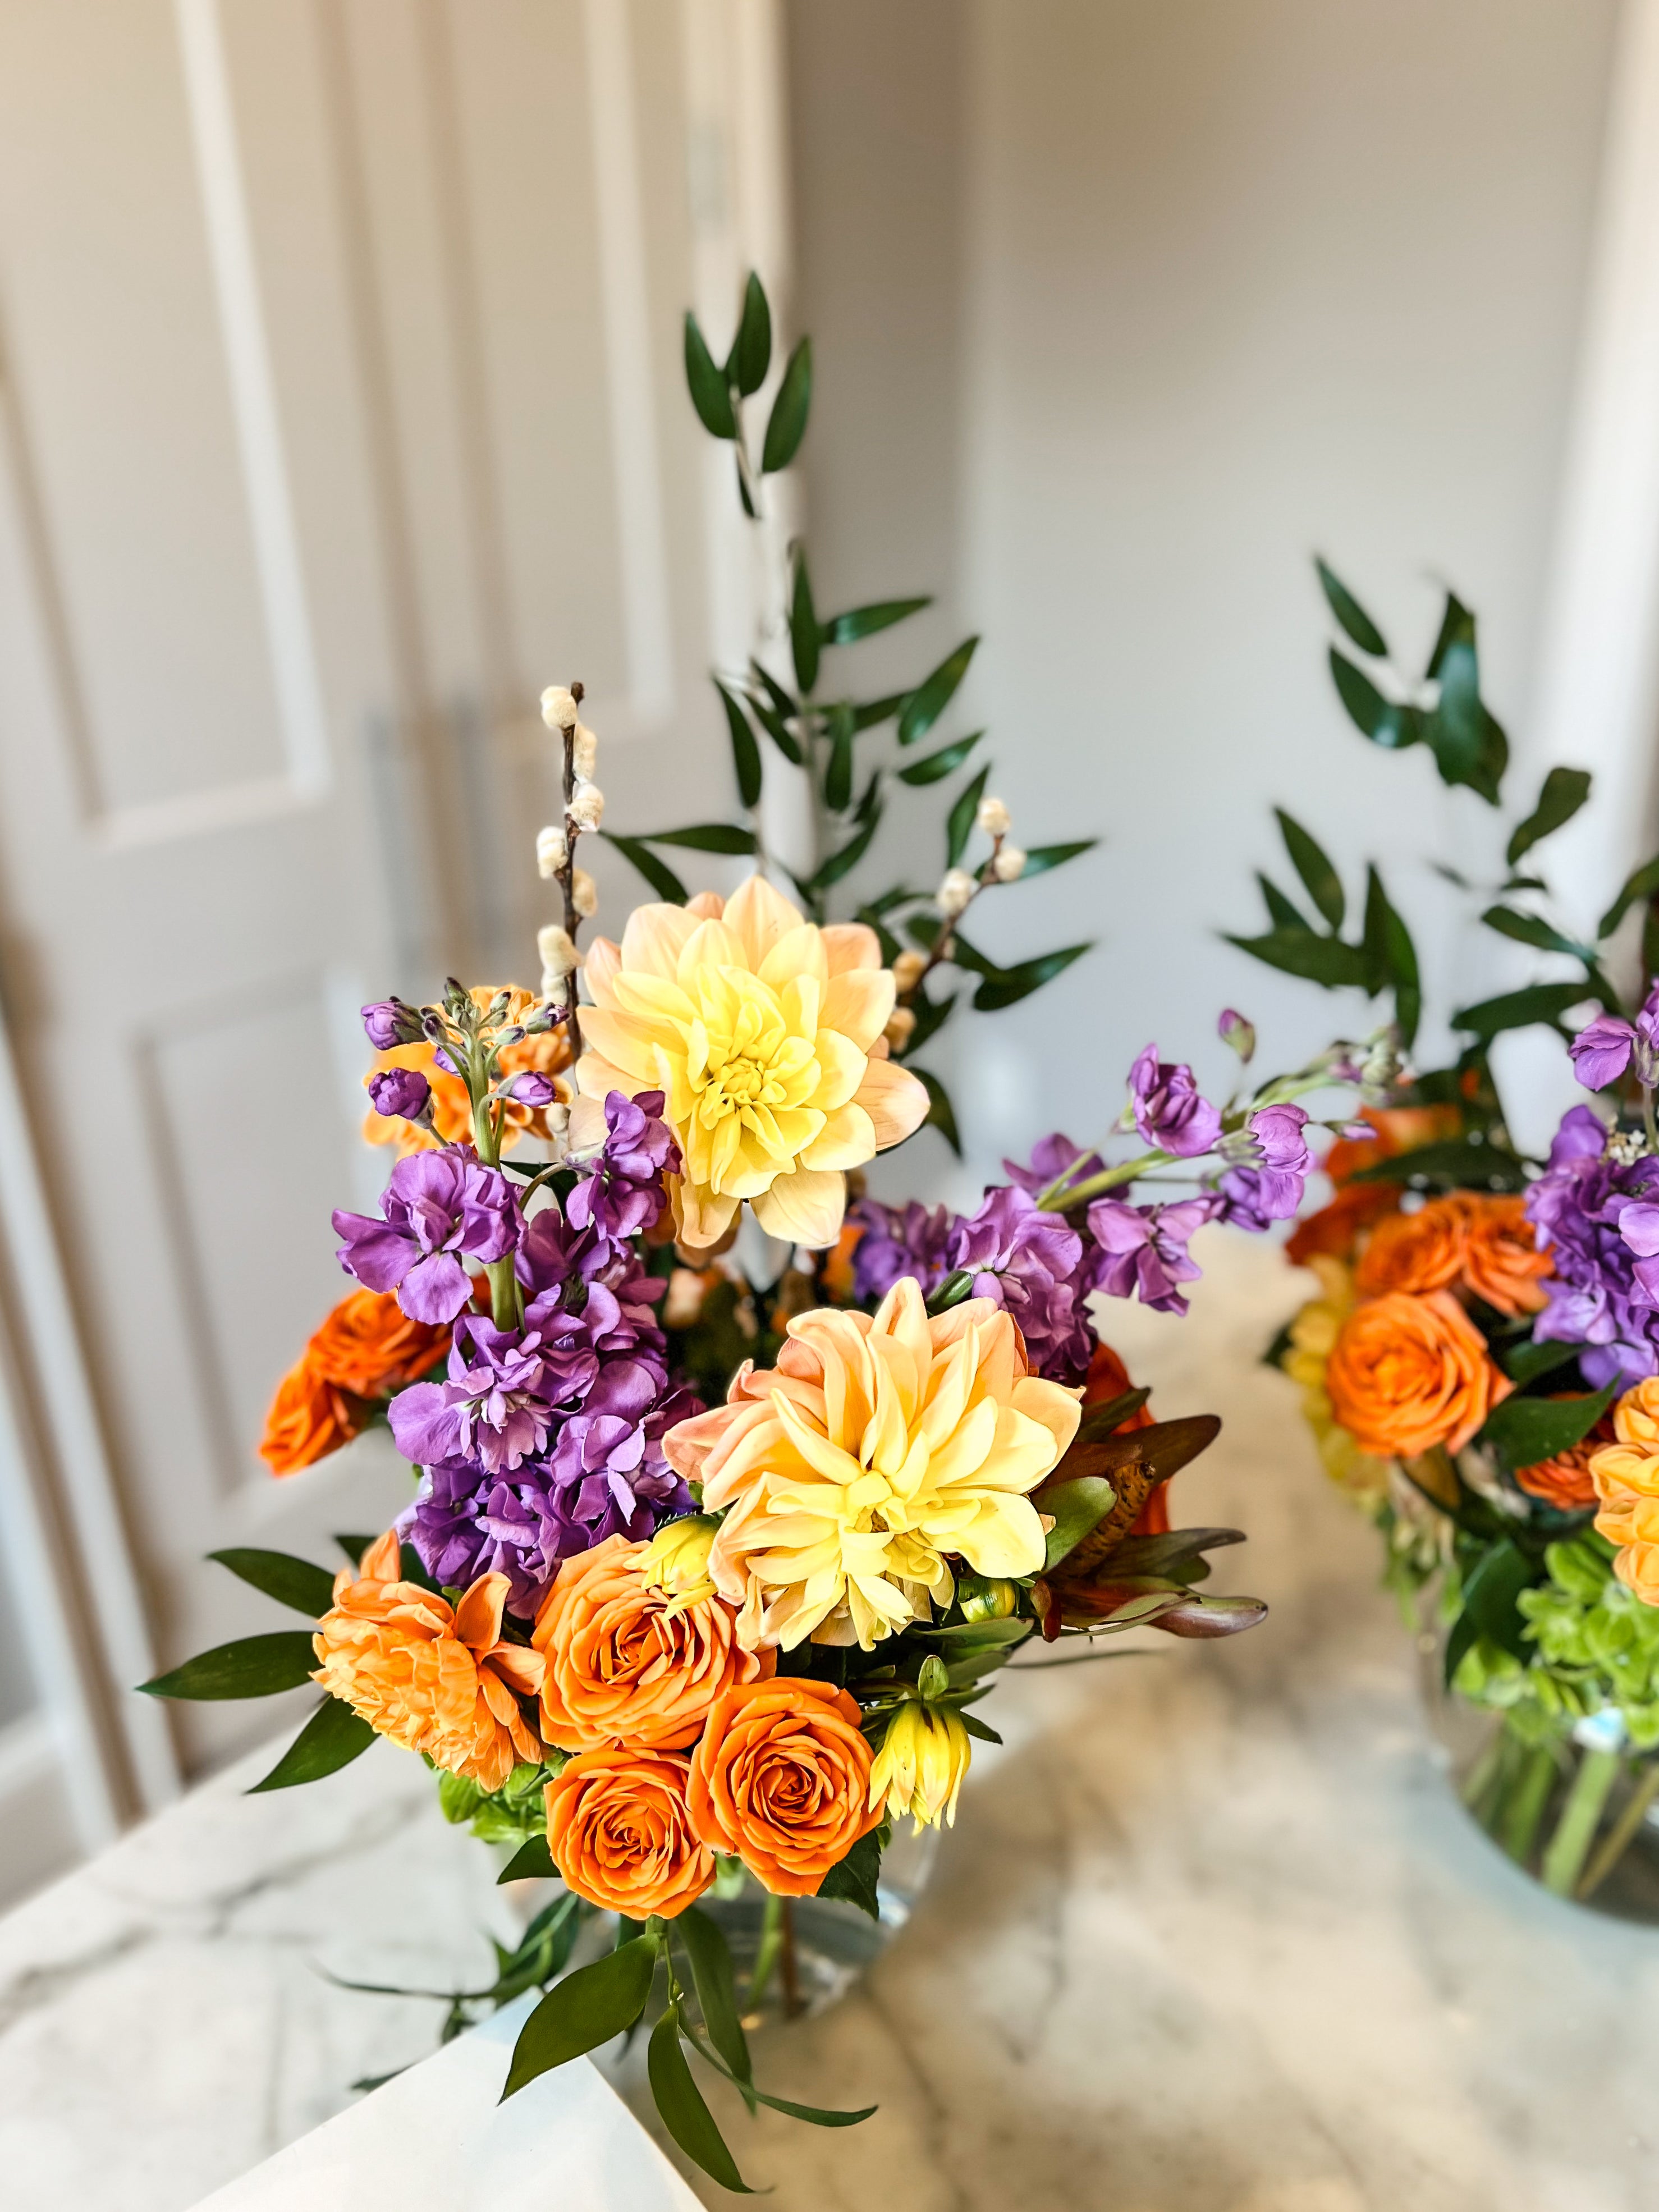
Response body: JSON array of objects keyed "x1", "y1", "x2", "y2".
[
  {"x1": 1285, "y1": 1179, "x2": 1401, "y2": 1267},
  {"x1": 311, "y1": 1531, "x2": 545, "y2": 1789},
  {"x1": 307, "y1": 1288, "x2": 450, "y2": 1397},
  {"x1": 1457, "y1": 1195, "x2": 1552, "y2": 1317},
  {"x1": 259, "y1": 1356, "x2": 359, "y2": 1474},
  {"x1": 1513, "y1": 1402, "x2": 1614, "y2": 1512},
  {"x1": 543, "y1": 1747, "x2": 714, "y2": 1919},
  {"x1": 687, "y1": 1677, "x2": 879, "y2": 1897},
  {"x1": 1325, "y1": 1290, "x2": 1513, "y2": 1459},
  {"x1": 1354, "y1": 1198, "x2": 1466, "y2": 1298},
  {"x1": 532, "y1": 1535, "x2": 772, "y2": 1753}
]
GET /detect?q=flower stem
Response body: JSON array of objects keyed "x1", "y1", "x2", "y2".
[
  {"x1": 1644, "y1": 1083, "x2": 1657, "y2": 1155},
  {"x1": 1037, "y1": 1149, "x2": 1172, "y2": 1212},
  {"x1": 748, "y1": 1890, "x2": 784, "y2": 2014},
  {"x1": 1577, "y1": 1756, "x2": 1659, "y2": 1901},
  {"x1": 1540, "y1": 1744, "x2": 1621, "y2": 1897},
  {"x1": 779, "y1": 1896, "x2": 803, "y2": 2021},
  {"x1": 1497, "y1": 1738, "x2": 1559, "y2": 1867}
]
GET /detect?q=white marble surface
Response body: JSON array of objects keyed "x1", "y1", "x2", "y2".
[{"x1": 3, "y1": 1231, "x2": 1656, "y2": 2211}]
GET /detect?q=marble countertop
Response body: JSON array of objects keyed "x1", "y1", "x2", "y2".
[{"x1": 3, "y1": 1231, "x2": 1653, "y2": 2211}]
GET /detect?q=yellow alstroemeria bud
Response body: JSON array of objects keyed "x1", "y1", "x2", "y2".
[
  {"x1": 956, "y1": 1573, "x2": 1018, "y2": 1623},
  {"x1": 869, "y1": 1700, "x2": 971, "y2": 1833},
  {"x1": 639, "y1": 1515, "x2": 719, "y2": 1614}
]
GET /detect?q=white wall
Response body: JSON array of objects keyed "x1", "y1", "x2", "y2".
[{"x1": 790, "y1": 0, "x2": 1622, "y2": 1197}]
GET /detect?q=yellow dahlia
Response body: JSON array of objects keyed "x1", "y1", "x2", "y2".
[
  {"x1": 662, "y1": 1278, "x2": 1081, "y2": 1651},
  {"x1": 575, "y1": 876, "x2": 928, "y2": 1252}
]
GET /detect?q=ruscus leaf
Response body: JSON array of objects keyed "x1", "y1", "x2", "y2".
[
  {"x1": 725, "y1": 272, "x2": 771, "y2": 398},
  {"x1": 139, "y1": 1632, "x2": 319, "y2": 1702},
  {"x1": 497, "y1": 1835, "x2": 557, "y2": 1884},
  {"x1": 648, "y1": 2011, "x2": 754, "y2": 2192},
  {"x1": 1041, "y1": 1476, "x2": 1117, "y2": 1568},
  {"x1": 1329, "y1": 649, "x2": 1418, "y2": 749},
  {"x1": 601, "y1": 832, "x2": 688, "y2": 904},
  {"x1": 760, "y1": 337, "x2": 812, "y2": 473},
  {"x1": 913, "y1": 1066, "x2": 961, "y2": 1155},
  {"x1": 1507, "y1": 766, "x2": 1591, "y2": 867},
  {"x1": 1275, "y1": 808, "x2": 1345, "y2": 931},
  {"x1": 246, "y1": 1697, "x2": 375, "y2": 1793},
  {"x1": 900, "y1": 638, "x2": 979, "y2": 748},
  {"x1": 501, "y1": 1938, "x2": 656, "y2": 2099},
  {"x1": 1021, "y1": 839, "x2": 1097, "y2": 876},
  {"x1": 208, "y1": 1547, "x2": 336, "y2": 1620},
  {"x1": 675, "y1": 1908, "x2": 752, "y2": 2099},
  {"x1": 815, "y1": 1830, "x2": 882, "y2": 1920},
  {"x1": 638, "y1": 823, "x2": 757, "y2": 855},
  {"x1": 714, "y1": 681, "x2": 762, "y2": 810},
  {"x1": 790, "y1": 550, "x2": 821, "y2": 695},
  {"x1": 946, "y1": 764, "x2": 989, "y2": 867},
  {"x1": 896, "y1": 732, "x2": 983, "y2": 786},
  {"x1": 821, "y1": 596, "x2": 931, "y2": 647},
  {"x1": 682, "y1": 313, "x2": 735, "y2": 438},
  {"x1": 973, "y1": 944, "x2": 1092, "y2": 1011},
  {"x1": 1477, "y1": 1383, "x2": 1619, "y2": 1474},
  {"x1": 1316, "y1": 557, "x2": 1387, "y2": 656}
]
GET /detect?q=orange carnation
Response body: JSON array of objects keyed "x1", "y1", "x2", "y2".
[
  {"x1": 1325, "y1": 1290, "x2": 1513, "y2": 1459},
  {"x1": 1591, "y1": 1379, "x2": 1659, "y2": 1603},
  {"x1": 259, "y1": 1357, "x2": 359, "y2": 1474},
  {"x1": 1458, "y1": 1195, "x2": 1552, "y2": 1317},
  {"x1": 687, "y1": 1677, "x2": 879, "y2": 1897},
  {"x1": 543, "y1": 1747, "x2": 714, "y2": 1919},
  {"x1": 1354, "y1": 1198, "x2": 1466, "y2": 1298},
  {"x1": 308, "y1": 1288, "x2": 450, "y2": 1397},
  {"x1": 311, "y1": 1531, "x2": 545, "y2": 1790},
  {"x1": 532, "y1": 1534, "x2": 772, "y2": 1753}
]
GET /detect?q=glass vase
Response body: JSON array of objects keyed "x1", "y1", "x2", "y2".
[{"x1": 1422, "y1": 1624, "x2": 1659, "y2": 1920}]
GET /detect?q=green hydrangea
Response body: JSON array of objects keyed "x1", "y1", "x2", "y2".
[{"x1": 1454, "y1": 1538, "x2": 1659, "y2": 1750}]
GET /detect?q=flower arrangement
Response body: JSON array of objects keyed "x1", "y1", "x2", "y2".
[
  {"x1": 137, "y1": 279, "x2": 1295, "y2": 2190},
  {"x1": 1240, "y1": 557, "x2": 1659, "y2": 1909}
]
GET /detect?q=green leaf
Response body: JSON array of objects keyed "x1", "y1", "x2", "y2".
[
  {"x1": 1479, "y1": 905, "x2": 1588, "y2": 960},
  {"x1": 973, "y1": 944, "x2": 1092, "y2": 1011},
  {"x1": 725, "y1": 272, "x2": 771, "y2": 398},
  {"x1": 1598, "y1": 853, "x2": 1659, "y2": 940},
  {"x1": 896, "y1": 732, "x2": 983, "y2": 786},
  {"x1": 674, "y1": 1908, "x2": 752, "y2": 2100},
  {"x1": 1329, "y1": 649, "x2": 1418, "y2": 749},
  {"x1": 1451, "y1": 979, "x2": 1593, "y2": 1044},
  {"x1": 1445, "y1": 1539, "x2": 1535, "y2": 1686},
  {"x1": 497, "y1": 1834, "x2": 557, "y2": 1884},
  {"x1": 1021, "y1": 839, "x2": 1097, "y2": 877},
  {"x1": 678, "y1": 2014, "x2": 876, "y2": 2128},
  {"x1": 760, "y1": 336, "x2": 812, "y2": 473},
  {"x1": 1275, "y1": 808, "x2": 1345, "y2": 930},
  {"x1": 815, "y1": 1829, "x2": 882, "y2": 1920},
  {"x1": 682, "y1": 312, "x2": 735, "y2": 438},
  {"x1": 852, "y1": 691, "x2": 908, "y2": 732},
  {"x1": 501, "y1": 1938, "x2": 657, "y2": 2099},
  {"x1": 790, "y1": 550, "x2": 821, "y2": 694},
  {"x1": 1477, "y1": 1382, "x2": 1618, "y2": 1474},
  {"x1": 1222, "y1": 929, "x2": 1373, "y2": 990},
  {"x1": 638, "y1": 823, "x2": 757, "y2": 854},
  {"x1": 208, "y1": 1547, "x2": 336, "y2": 1620},
  {"x1": 1502, "y1": 1338, "x2": 1582, "y2": 1385},
  {"x1": 1041, "y1": 1476, "x2": 1116, "y2": 1569},
  {"x1": 821, "y1": 596, "x2": 931, "y2": 647},
  {"x1": 1348, "y1": 1135, "x2": 1526, "y2": 1191},
  {"x1": 139, "y1": 1632, "x2": 319, "y2": 1701},
  {"x1": 1316, "y1": 557, "x2": 1387, "y2": 656},
  {"x1": 902, "y1": 986, "x2": 955, "y2": 1057},
  {"x1": 899, "y1": 637, "x2": 979, "y2": 748},
  {"x1": 246, "y1": 1697, "x2": 375, "y2": 1793},
  {"x1": 947, "y1": 764, "x2": 989, "y2": 867},
  {"x1": 808, "y1": 809, "x2": 881, "y2": 892},
  {"x1": 648, "y1": 2011, "x2": 754, "y2": 2192},
  {"x1": 601, "y1": 832, "x2": 687, "y2": 904},
  {"x1": 744, "y1": 671, "x2": 804, "y2": 766},
  {"x1": 1507, "y1": 766, "x2": 1591, "y2": 867},
  {"x1": 1363, "y1": 865, "x2": 1421, "y2": 1046},
  {"x1": 913, "y1": 1066, "x2": 961, "y2": 1155},
  {"x1": 1258, "y1": 873, "x2": 1314, "y2": 932},
  {"x1": 1426, "y1": 589, "x2": 1474, "y2": 680},
  {"x1": 824, "y1": 702, "x2": 854, "y2": 811},
  {"x1": 714, "y1": 681, "x2": 762, "y2": 810},
  {"x1": 1428, "y1": 628, "x2": 1506, "y2": 804}
]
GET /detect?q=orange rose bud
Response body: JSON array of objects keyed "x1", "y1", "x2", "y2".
[
  {"x1": 311, "y1": 1533, "x2": 545, "y2": 1790},
  {"x1": 259, "y1": 1355, "x2": 360, "y2": 1474},
  {"x1": 542, "y1": 1747, "x2": 714, "y2": 1920},
  {"x1": 308, "y1": 1288, "x2": 450, "y2": 1398},
  {"x1": 1457, "y1": 1194, "x2": 1552, "y2": 1317},
  {"x1": 1325, "y1": 1290, "x2": 1513, "y2": 1459},
  {"x1": 531, "y1": 1533, "x2": 772, "y2": 1754},
  {"x1": 687, "y1": 1677, "x2": 880, "y2": 1897},
  {"x1": 1354, "y1": 1198, "x2": 1466, "y2": 1298}
]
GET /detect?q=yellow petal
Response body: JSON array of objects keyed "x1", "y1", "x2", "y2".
[
  {"x1": 620, "y1": 902, "x2": 701, "y2": 982},
  {"x1": 822, "y1": 968, "x2": 896, "y2": 1051},
  {"x1": 723, "y1": 874, "x2": 805, "y2": 969},
  {"x1": 854, "y1": 1055, "x2": 931, "y2": 1149},
  {"x1": 750, "y1": 1166, "x2": 848, "y2": 1247},
  {"x1": 819, "y1": 922, "x2": 883, "y2": 976},
  {"x1": 583, "y1": 936, "x2": 622, "y2": 1006},
  {"x1": 759, "y1": 923, "x2": 831, "y2": 995},
  {"x1": 812, "y1": 1028, "x2": 868, "y2": 1114},
  {"x1": 575, "y1": 1005, "x2": 662, "y2": 1084},
  {"x1": 673, "y1": 1178, "x2": 741, "y2": 1252},
  {"x1": 800, "y1": 1100, "x2": 877, "y2": 1171}
]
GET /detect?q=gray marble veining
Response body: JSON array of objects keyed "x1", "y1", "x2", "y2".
[{"x1": 2, "y1": 1232, "x2": 1652, "y2": 2210}]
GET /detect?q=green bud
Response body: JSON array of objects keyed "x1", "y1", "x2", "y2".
[
  {"x1": 916, "y1": 1655, "x2": 949, "y2": 1701},
  {"x1": 957, "y1": 1573, "x2": 1018, "y2": 1623}
]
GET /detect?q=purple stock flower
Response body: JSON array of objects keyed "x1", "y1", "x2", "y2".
[
  {"x1": 1002, "y1": 1132, "x2": 1106, "y2": 1202},
  {"x1": 1526, "y1": 1106, "x2": 1659, "y2": 1387},
  {"x1": 1087, "y1": 1196, "x2": 1217, "y2": 1316},
  {"x1": 361, "y1": 999, "x2": 415, "y2": 1051},
  {"x1": 499, "y1": 1070, "x2": 561, "y2": 1109},
  {"x1": 847, "y1": 1198, "x2": 956, "y2": 1303},
  {"x1": 1218, "y1": 1008, "x2": 1256, "y2": 1062},
  {"x1": 1570, "y1": 1013, "x2": 1638, "y2": 1092},
  {"x1": 566, "y1": 1091, "x2": 680, "y2": 1240},
  {"x1": 399, "y1": 1385, "x2": 698, "y2": 1614},
  {"x1": 366, "y1": 1066, "x2": 431, "y2": 1121},
  {"x1": 333, "y1": 1148, "x2": 519, "y2": 1324},
  {"x1": 1127, "y1": 1045, "x2": 1223, "y2": 1158},
  {"x1": 947, "y1": 1185, "x2": 1096, "y2": 1383}
]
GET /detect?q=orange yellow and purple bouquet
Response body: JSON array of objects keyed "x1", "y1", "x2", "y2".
[
  {"x1": 136, "y1": 275, "x2": 1299, "y2": 2187},
  {"x1": 1238, "y1": 558, "x2": 1659, "y2": 1915}
]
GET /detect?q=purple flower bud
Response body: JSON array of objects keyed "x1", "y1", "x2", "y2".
[
  {"x1": 501, "y1": 1070, "x2": 560, "y2": 1109},
  {"x1": 1570, "y1": 1012, "x2": 1637, "y2": 1092},
  {"x1": 362, "y1": 999, "x2": 417, "y2": 1051},
  {"x1": 366, "y1": 1066, "x2": 432, "y2": 1121},
  {"x1": 1217, "y1": 1008, "x2": 1255, "y2": 1063}
]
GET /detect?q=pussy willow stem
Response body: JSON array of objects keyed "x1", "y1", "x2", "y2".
[{"x1": 557, "y1": 681, "x2": 585, "y2": 1063}]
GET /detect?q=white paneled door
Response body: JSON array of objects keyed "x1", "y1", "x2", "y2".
[{"x1": 0, "y1": 0, "x2": 787, "y2": 1892}]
